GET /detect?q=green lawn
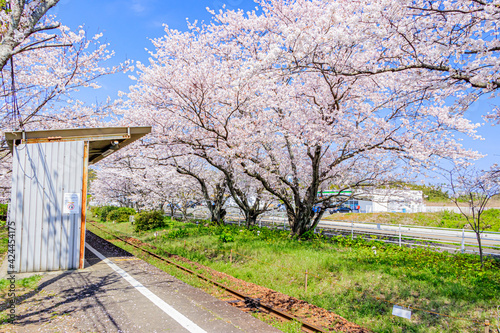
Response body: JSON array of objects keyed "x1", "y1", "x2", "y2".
[{"x1": 90, "y1": 217, "x2": 500, "y2": 333}]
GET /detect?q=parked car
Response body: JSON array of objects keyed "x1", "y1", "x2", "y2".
[
  {"x1": 329, "y1": 206, "x2": 352, "y2": 214},
  {"x1": 184, "y1": 201, "x2": 197, "y2": 208},
  {"x1": 312, "y1": 205, "x2": 323, "y2": 213}
]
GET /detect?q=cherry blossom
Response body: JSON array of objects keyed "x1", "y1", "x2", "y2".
[
  {"x1": 91, "y1": 147, "x2": 202, "y2": 218},
  {"x1": 126, "y1": 1, "x2": 482, "y2": 236},
  {"x1": 1, "y1": 0, "x2": 62, "y2": 70},
  {"x1": 445, "y1": 163, "x2": 500, "y2": 268},
  {"x1": 0, "y1": 15, "x2": 124, "y2": 202}
]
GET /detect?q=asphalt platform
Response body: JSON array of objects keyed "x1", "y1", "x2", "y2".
[{"x1": 0, "y1": 231, "x2": 281, "y2": 333}]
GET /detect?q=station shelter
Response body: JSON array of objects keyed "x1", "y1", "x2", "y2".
[{"x1": 4, "y1": 127, "x2": 151, "y2": 273}]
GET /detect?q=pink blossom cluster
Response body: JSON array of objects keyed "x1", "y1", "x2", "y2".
[{"x1": 121, "y1": 0, "x2": 491, "y2": 235}]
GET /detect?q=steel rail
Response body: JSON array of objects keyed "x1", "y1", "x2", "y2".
[{"x1": 89, "y1": 223, "x2": 327, "y2": 333}]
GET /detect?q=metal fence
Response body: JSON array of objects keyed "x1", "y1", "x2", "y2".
[
  {"x1": 424, "y1": 206, "x2": 500, "y2": 214},
  {"x1": 311, "y1": 220, "x2": 500, "y2": 257},
  {"x1": 176, "y1": 210, "x2": 500, "y2": 257}
]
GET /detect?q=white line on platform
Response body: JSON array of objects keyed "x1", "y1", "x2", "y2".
[{"x1": 85, "y1": 244, "x2": 207, "y2": 333}]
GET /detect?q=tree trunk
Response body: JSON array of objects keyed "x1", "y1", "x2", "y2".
[
  {"x1": 245, "y1": 210, "x2": 259, "y2": 228},
  {"x1": 209, "y1": 203, "x2": 226, "y2": 225},
  {"x1": 475, "y1": 231, "x2": 484, "y2": 269},
  {"x1": 174, "y1": 165, "x2": 228, "y2": 225},
  {"x1": 215, "y1": 167, "x2": 269, "y2": 229},
  {"x1": 288, "y1": 205, "x2": 326, "y2": 237},
  {"x1": 169, "y1": 204, "x2": 175, "y2": 218},
  {"x1": 288, "y1": 207, "x2": 310, "y2": 237},
  {"x1": 180, "y1": 206, "x2": 188, "y2": 221}
]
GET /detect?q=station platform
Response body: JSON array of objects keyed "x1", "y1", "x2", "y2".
[{"x1": 1, "y1": 232, "x2": 281, "y2": 333}]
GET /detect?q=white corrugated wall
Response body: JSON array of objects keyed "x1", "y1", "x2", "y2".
[{"x1": 10, "y1": 141, "x2": 84, "y2": 272}]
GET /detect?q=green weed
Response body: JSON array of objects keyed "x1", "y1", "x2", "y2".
[
  {"x1": 218, "y1": 232, "x2": 234, "y2": 243},
  {"x1": 165, "y1": 228, "x2": 190, "y2": 239},
  {"x1": 0, "y1": 220, "x2": 7, "y2": 257}
]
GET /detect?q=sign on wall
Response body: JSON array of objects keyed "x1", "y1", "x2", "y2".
[{"x1": 64, "y1": 193, "x2": 81, "y2": 215}]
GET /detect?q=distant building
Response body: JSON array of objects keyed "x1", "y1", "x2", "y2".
[{"x1": 320, "y1": 189, "x2": 425, "y2": 213}]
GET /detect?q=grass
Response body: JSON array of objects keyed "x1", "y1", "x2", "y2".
[
  {"x1": 252, "y1": 314, "x2": 303, "y2": 333},
  {"x1": 0, "y1": 274, "x2": 43, "y2": 325},
  {"x1": 89, "y1": 216, "x2": 500, "y2": 333},
  {"x1": 0, "y1": 220, "x2": 8, "y2": 258},
  {"x1": 0, "y1": 217, "x2": 42, "y2": 298},
  {"x1": 0, "y1": 274, "x2": 42, "y2": 291},
  {"x1": 324, "y1": 209, "x2": 500, "y2": 232},
  {"x1": 0, "y1": 214, "x2": 44, "y2": 326}
]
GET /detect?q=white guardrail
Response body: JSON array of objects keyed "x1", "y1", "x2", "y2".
[{"x1": 176, "y1": 211, "x2": 500, "y2": 256}]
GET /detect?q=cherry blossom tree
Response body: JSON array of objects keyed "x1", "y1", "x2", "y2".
[
  {"x1": 0, "y1": 0, "x2": 62, "y2": 70},
  {"x1": 378, "y1": 0, "x2": 500, "y2": 123},
  {"x1": 91, "y1": 149, "x2": 202, "y2": 218},
  {"x1": 0, "y1": 16, "x2": 124, "y2": 202},
  {"x1": 222, "y1": 167, "x2": 274, "y2": 228},
  {"x1": 446, "y1": 164, "x2": 499, "y2": 268},
  {"x1": 162, "y1": 136, "x2": 274, "y2": 226},
  {"x1": 90, "y1": 148, "x2": 155, "y2": 209},
  {"x1": 1, "y1": 24, "x2": 120, "y2": 133},
  {"x1": 166, "y1": 155, "x2": 229, "y2": 225},
  {"x1": 246, "y1": 0, "x2": 500, "y2": 123},
  {"x1": 127, "y1": 2, "x2": 481, "y2": 237},
  {"x1": 186, "y1": 148, "x2": 274, "y2": 227},
  {"x1": 91, "y1": 136, "x2": 232, "y2": 225},
  {"x1": 126, "y1": 21, "x2": 277, "y2": 227},
  {"x1": 91, "y1": 166, "x2": 138, "y2": 208}
]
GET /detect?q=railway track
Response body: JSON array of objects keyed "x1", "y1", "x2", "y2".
[{"x1": 89, "y1": 222, "x2": 329, "y2": 333}]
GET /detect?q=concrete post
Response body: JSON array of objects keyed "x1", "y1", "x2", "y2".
[
  {"x1": 461, "y1": 228, "x2": 465, "y2": 253},
  {"x1": 399, "y1": 224, "x2": 402, "y2": 247}
]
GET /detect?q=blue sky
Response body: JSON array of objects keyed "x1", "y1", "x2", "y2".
[
  {"x1": 51, "y1": 0, "x2": 498, "y2": 173},
  {"x1": 52, "y1": 0, "x2": 258, "y2": 101}
]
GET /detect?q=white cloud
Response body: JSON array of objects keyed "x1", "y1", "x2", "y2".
[
  {"x1": 130, "y1": 0, "x2": 146, "y2": 13},
  {"x1": 129, "y1": 0, "x2": 150, "y2": 14}
]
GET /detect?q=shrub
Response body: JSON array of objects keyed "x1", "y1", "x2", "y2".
[
  {"x1": 218, "y1": 232, "x2": 234, "y2": 243},
  {"x1": 89, "y1": 206, "x2": 100, "y2": 216},
  {"x1": 106, "y1": 207, "x2": 136, "y2": 223},
  {"x1": 95, "y1": 206, "x2": 119, "y2": 221},
  {"x1": 134, "y1": 211, "x2": 166, "y2": 232},
  {"x1": 298, "y1": 229, "x2": 325, "y2": 241}
]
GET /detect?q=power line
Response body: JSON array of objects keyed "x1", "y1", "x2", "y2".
[{"x1": 9, "y1": 57, "x2": 23, "y2": 131}]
